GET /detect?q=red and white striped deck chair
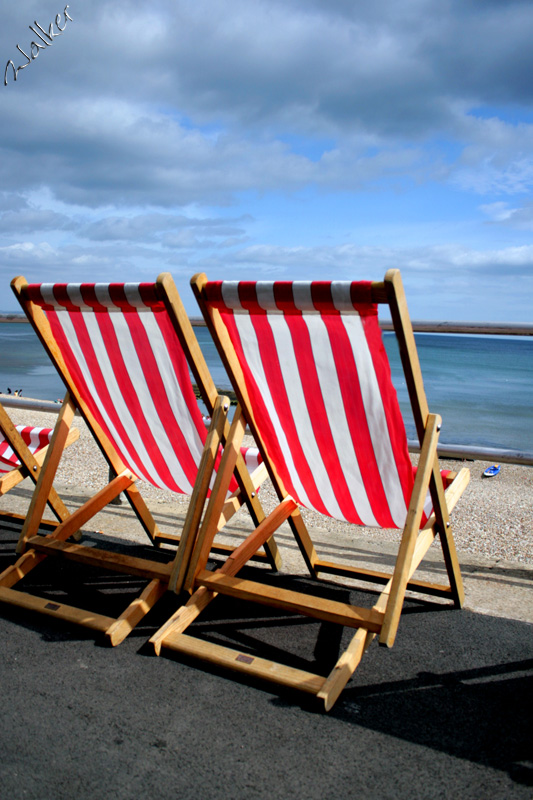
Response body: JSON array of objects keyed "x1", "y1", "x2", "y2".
[
  {"x1": 0, "y1": 273, "x2": 279, "y2": 646},
  {"x1": 150, "y1": 268, "x2": 470, "y2": 711},
  {"x1": 0, "y1": 399, "x2": 79, "y2": 528}
]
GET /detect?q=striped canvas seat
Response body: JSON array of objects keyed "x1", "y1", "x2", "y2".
[
  {"x1": 201, "y1": 279, "x2": 417, "y2": 529},
  {"x1": 1, "y1": 273, "x2": 278, "y2": 648},
  {"x1": 24, "y1": 282, "x2": 260, "y2": 496},
  {"x1": 0, "y1": 425, "x2": 54, "y2": 473},
  {"x1": 149, "y1": 269, "x2": 469, "y2": 711},
  {"x1": 0, "y1": 398, "x2": 80, "y2": 553},
  {"x1": 201, "y1": 280, "x2": 455, "y2": 529}
]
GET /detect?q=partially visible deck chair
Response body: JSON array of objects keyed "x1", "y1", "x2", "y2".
[
  {"x1": 0, "y1": 398, "x2": 79, "y2": 531},
  {"x1": 0, "y1": 273, "x2": 280, "y2": 645},
  {"x1": 151, "y1": 268, "x2": 470, "y2": 711}
]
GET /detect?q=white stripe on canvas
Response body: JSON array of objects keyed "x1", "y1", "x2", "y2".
[
  {"x1": 220, "y1": 282, "x2": 242, "y2": 310},
  {"x1": 230, "y1": 312, "x2": 313, "y2": 509},
  {"x1": 135, "y1": 312, "x2": 206, "y2": 471},
  {"x1": 291, "y1": 282, "x2": 315, "y2": 312},
  {"x1": 331, "y1": 282, "x2": 358, "y2": 313},
  {"x1": 39, "y1": 284, "x2": 59, "y2": 308},
  {"x1": 303, "y1": 314, "x2": 378, "y2": 526},
  {"x1": 56, "y1": 301, "x2": 155, "y2": 486},
  {"x1": 341, "y1": 315, "x2": 408, "y2": 527},
  {"x1": 96, "y1": 310, "x2": 197, "y2": 494},
  {"x1": 261, "y1": 313, "x2": 345, "y2": 519},
  {"x1": 255, "y1": 283, "x2": 277, "y2": 311}
]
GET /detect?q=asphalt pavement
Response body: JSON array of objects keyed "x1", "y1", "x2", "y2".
[{"x1": 0, "y1": 487, "x2": 532, "y2": 800}]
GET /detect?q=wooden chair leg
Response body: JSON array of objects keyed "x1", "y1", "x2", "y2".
[
  {"x1": 430, "y1": 463, "x2": 465, "y2": 607},
  {"x1": 168, "y1": 397, "x2": 229, "y2": 594},
  {"x1": 16, "y1": 394, "x2": 77, "y2": 553},
  {"x1": 380, "y1": 414, "x2": 441, "y2": 647},
  {"x1": 105, "y1": 579, "x2": 167, "y2": 646},
  {"x1": 182, "y1": 406, "x2": 248, "y2": 592}
]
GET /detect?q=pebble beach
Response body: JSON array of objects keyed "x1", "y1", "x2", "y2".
[{"x1": 3, "y1": 401, "x2": 532, "y2": 567}]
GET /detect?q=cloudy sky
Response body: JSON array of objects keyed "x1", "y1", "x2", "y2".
[{"x1": 1, "y1": 0, "x2": 533, "y2": 320}]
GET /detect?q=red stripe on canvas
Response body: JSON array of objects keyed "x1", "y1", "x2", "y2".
[
  {"x1": 122, "y1": 310, "x2": 204, "y2": 490},
  {"x1": 47, "y1": 306, "x2": 157, "y2": 484},
  {"x1": 283, "y1": 311, "x2": 366, "y2": 523},
  {"x1": 322, "y1": 313, "x2": 404, "y2": 528},
  {"x1": 362, "y1": 315, "x2": 414, "y2": 513},
  {"x1": 96, "y1": 309, "x2": 192, "y2": 491},
  {"x1": 25, "y1": 282, "x2": 164, "y2": 312}
]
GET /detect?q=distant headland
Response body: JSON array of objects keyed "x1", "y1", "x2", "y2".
[
  {"x1": 1, "y1": 315, "x2": 532, "y2": 334},
  {"x1": 0, "y1": 315, "x2": 28, "y2": 323}
]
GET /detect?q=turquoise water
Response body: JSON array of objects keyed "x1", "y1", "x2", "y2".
[
  {"x1": 1, "y1": 322, "x2": 532, "y2": 452},
  {"x1": 384, "y1": 333, "x2": 533, "y2": 452}
]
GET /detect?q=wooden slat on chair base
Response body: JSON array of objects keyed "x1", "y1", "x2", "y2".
[
  {"x1": 105, "y1": 579, "x2": 168, "y2": 646},
  {"x1": 0, "y1": 531, "x2": 175, "y2": 646},
  {"x1": 160, "y1": 632, "x2": 327, "y2": 696},
  {"x1": 0, "y1": 585, "x2": 116, "y2": 633},
  {"x1": 0, "y1": 576, "x2": 168, "y2": 648},
  {"x1": 155, "y1": 571, "x2": 386, "y2": 711},
  {"x1": 317, "y1": 630, "x2": 367, "y2": 712}
]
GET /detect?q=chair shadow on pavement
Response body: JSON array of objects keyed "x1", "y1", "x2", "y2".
[
  {"x1": 332, "y1": 620, "x2": 533, "y2": 789},
  {"x1": 1, "y1": 516, "x2": 531, "y2": 790},
  {"x1": 150, "y1": 566, "x2": 533, "y2": 791}
]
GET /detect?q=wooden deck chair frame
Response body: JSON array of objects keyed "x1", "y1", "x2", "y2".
[
  {"x1": 0, "y1": 273, "x2": 280, "y2": 646},
  {"x1": 150, "y1": 268, "x2": 470, "y2": 711},
  {"x1": 0, "y1": 397, "x2": 79, "y2": 532}
]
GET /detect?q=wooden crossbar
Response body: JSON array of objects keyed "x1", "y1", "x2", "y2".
[
  {"x1": 27, "y1": 537, "x2": 173, "y2": 581},
  {"x1": 0, "y1": 585, "x2": 116, "y2": 632},
  {"x1": 315, "y1": 560, "x2": 453, "y2": 598},
  {"x1": 160, "y1": 632, "x2": 326, "y2": 695},
  {"x1": 195, "y1": 571, "x2": 384, "y2": 632}
]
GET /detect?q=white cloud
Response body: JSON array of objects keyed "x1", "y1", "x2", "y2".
[{"x1": 1, "y1": 1, "x2": 533, "y2": 321}]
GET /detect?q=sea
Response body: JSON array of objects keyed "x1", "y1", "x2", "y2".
[{"x1": 1, "y1": 321, "x2": 532, "y2": 454}]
